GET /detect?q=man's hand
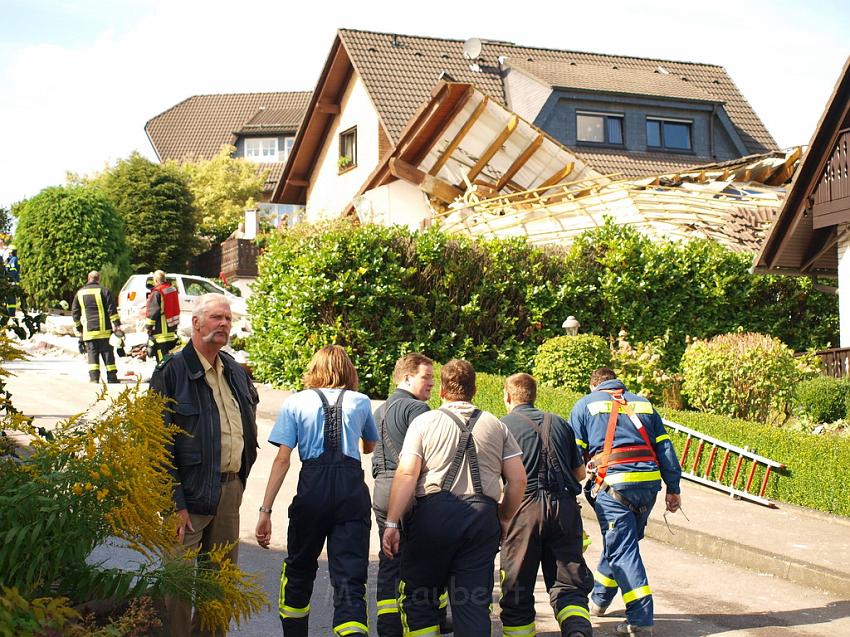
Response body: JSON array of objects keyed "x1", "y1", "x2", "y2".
[
  {"x1": 256, "y1": 512, "x2": 272, "y2": 549},
  {"x1": 78, "y1": 338, "x2": 86, "y2": 355},
  {"x1": 665, "y1": 492, "x2": 681, "y2": 513},
  {"x1": 382, "y1": 527, "x2": 400, "y2": 560},
  {"x1": 176, "y1": 508, "x2": 194, "y2": 543}
]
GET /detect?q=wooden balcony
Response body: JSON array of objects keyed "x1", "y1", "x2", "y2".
[
  {"x1": 192, "y1": 237, "x2": 260, "y2": 280},
  {"x1": 813, "y1": 129, "x2": 850, "y2": 229}
]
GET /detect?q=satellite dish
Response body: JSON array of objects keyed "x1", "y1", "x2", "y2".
[{"x1": 463, "y1": 37, "x2": 482, "y2": 60}]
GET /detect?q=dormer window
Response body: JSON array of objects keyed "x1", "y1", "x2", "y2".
[
  {"x1": 576, "y1": 111, "x2": 623, "y2": 145},
  {"x1": 245, "y1": 137, "x2": 279, "y2": 163},
  {"x1": 646, "y1": 117, "x2": 692, "y2": 151}
]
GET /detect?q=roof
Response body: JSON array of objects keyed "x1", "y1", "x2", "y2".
[
  {"x1": 238, "y1": 107, "x2": 307, "y2": 135},
  {"x1": 338, "y1": 28, "x2": 776, "y2": 152},
  {"x1": 346, "y1": 82, "x2": 605, "y2": 216},
  {"x1": 508, "y1": 59, "x2": 718, "y2": 103},
  {"x1": 753, "y1": 56, "x2": 850, "y2": 278},
  {"x1": 145, "y1": 91, "x2": 311, "y2": 162}
]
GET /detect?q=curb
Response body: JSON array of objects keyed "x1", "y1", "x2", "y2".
[{"x1": 580, "y1": 501, "x2": 850, "y2": 597}]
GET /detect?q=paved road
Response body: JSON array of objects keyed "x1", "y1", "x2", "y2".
[{"x1": 6, "y1": 358, "x2": 850, "y2": 636}]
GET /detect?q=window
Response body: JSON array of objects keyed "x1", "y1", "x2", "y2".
[
  {"x1": 245, "y1": 137, "x2": 279, "y2": 163},
  {"x1": 280, "y1": 136, "x2": 295, "y2": 162},
  {"x1": 646, "y1": 118, "x2": 692, "y2": 151},
  {"x1": 339, "y1": 126, "x2": 357, "y2": 171},
  {"x1": 576, "y1": 112, "x2": 623, "y2": 145}
]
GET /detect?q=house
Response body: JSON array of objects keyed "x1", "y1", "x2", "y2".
[
  {"x1": 145, "y1": 91, "x2": 311, "y2": 222},
  {"x1": 753, "y1": 56, "x2": 850, "y2": 349},
  {"x1": 273, "y1": 28, "x2": 778, "y2": 229}
]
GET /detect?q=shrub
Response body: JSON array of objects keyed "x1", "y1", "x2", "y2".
[
  {"x1": 14, "y1": 185, "x2": 130, "y2": 307},
  {"x1": 681, "y1": 332, "x2": 816, "y2": 423},
  {"x1": 610, "y1": 330, "x2": 679, "y2": 404},
  {"x1": 96, "y1": 153, "x2": 197, "y2": 272},
  {"x1": 533, "y1": 334, "x2": 611, "y2": 393},
  {"x1": 794, "y1": 375, "x2": 850, "y2": 423},
  {"x1": 248, "y1": 220, "x2": 570, "y2": 396}
]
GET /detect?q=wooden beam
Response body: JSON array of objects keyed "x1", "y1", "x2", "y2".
[
  {"x1": 464, "y1": 115, "x2": 519, "y2": 184},
  {"x1": 495, "y1": 134, "x2": 544, "y2": 191},
  {"x1": 287, "y1": 178, "x2": 308, "y2": 187},
  {"x1": 537, "y1": 163, "x2": 575, "y2": 192},
  {"x1": 403, "y1": 85, "x2": 475, "y2": 166},
  {"x1": 316, "y1": 101, "x2": 340, "y2": 114},
  {"x1": 390, "y1": 158, "x2": 464, "y2": 203},
  {"x1": 800, "y1": 227, "x2": 840, "y2": 273},
  {"x1": 429, "y1": 96, "x2": 489, "y2": 176}
]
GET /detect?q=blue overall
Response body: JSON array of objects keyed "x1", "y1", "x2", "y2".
[
  {"x1": 569, "y1": 379, "x2": 681, "y2": 628},
  {"x1": 278, "y1": 389, "x2": 371, "y2": 637}
]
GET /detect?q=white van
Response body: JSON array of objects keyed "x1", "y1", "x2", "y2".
[{"x1": 117, "y1": 273, "x2": 248, "y2": 332}]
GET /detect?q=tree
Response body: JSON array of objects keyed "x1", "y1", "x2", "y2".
[
  {"x1": 97, "y1": 153, "x2": 196, "y2": 273},
  {"x1": 0, "y1": 205, "x2": 13, "y2": 237},
  {"x1": 173, "y1": 145, "x2": 266, "y2": 244},
  {"x1": 14, "y1": 185, "x2": 130, "y2": 307}
]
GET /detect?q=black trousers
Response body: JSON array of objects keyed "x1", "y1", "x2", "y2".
[
  {"x1": 400, "y1": 492, "x2": 499, "y2": 637},
  {"x1": 279, "y1": 460, "x2": 371, "y2": 636},
  {"x1": 373, "y1": 474, "x2": 450, "y2": 636},
  {"x1": 500, "y1": 492, "x2": 594, "y2": 636},
  {"x1": 85, "y1": 338, "x2": 117, "y2": 383},
  {"x1": 152, "y1": 335, "x2": 178, "y2": 363}
]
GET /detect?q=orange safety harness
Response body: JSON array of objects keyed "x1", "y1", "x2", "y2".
[{"x1": 591, "y1": 389, "x2": 658, "y2": 488}]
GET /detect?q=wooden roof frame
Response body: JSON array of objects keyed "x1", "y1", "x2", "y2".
[{"x1": 753, "y1": 56, "x2": 850, "y2": 277}]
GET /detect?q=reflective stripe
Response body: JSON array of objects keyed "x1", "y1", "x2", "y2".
[
  {"x1": 604, "y1": 470, "x2": 661, "y2": 485},
  {"x1": 655, "y1": 434, "x2": 670, "y2": 443},
  {"x1": 279, "y1": 563, "x2": 310, "y2": 618},
  {"x1": 334, "y1": 620, "x2": 368, "y2": 635},
  {"x1": 503, "y1": 620, "x2": 536, "y2": 635},
  {"x1": 582, "y1": 531, "x2": 592, "y2": 552},
  {"x1": 595, "y1": 571, "x2": 618, "y2": 588},
  {"x1": 587, "y1": 400, "x2": 653, "y2": 415},
  {"x1": 83, "y1": 329, "x2": 112, "y2": 340},
  {"x1": 152, "y1": 332, "x2": 177, "y2": 344},
  {"x1": 106, "y1": 364, "x2": 117, "y2": 372},
  {"x1": 398, "y1": 580, "x2": 410, "y2": 634},
  {"x1": 556, "y1": 604, "x2": 590, "y2": 623},
  {"x1": 88, "y1": 364, "x2": 101, "y2": 370},
  {"x1": 438, "y1": 590, "x2": 448, "y2": 609},
  {"x1": 376, "y1": 598, "x2": 398, "y2": 615},
  {"x1": 109, "y1": 313, "x2": 120, "y2": 323},
  {"x1": 405, "y1": 627, "x2": 440, "y2": 636},
  {"x1": 576, "y1": 438, "x2": 587, "y2": 449},
  {"x1": 145, "y1": 318, "x2": 156, "y2": 326},
  {"x1": 622, "y1": 585, "x2": 652, "y2": 604}
]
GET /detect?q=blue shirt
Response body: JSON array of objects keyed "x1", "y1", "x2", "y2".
[{"x1": 269, "y1": 388, "x2": 379, "y2": 461}]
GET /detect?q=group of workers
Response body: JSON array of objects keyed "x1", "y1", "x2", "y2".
[
  {"x1": 151, "y1": 289, "x2": 683, "y2": 637},
  {"x1": 71, "y1": 269, "x2": 180, "y2": 382}
]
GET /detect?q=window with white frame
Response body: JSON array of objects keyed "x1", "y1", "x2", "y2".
[
  {"x1": 280, "y1": 136, "x2": 295, "y2": 162},
  {"x1": 245, "y1": 137, "x2": 278, "y2": 162},
  {"x1": 576, "y1": 111, "x2": 624, "y2": 145}
]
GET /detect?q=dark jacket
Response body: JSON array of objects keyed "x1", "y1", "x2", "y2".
[
  {"x1": 71, "y1": 282, "x2": 120, "y2": 341},
  {"x1": 149, "y1": 340, "x2": 259, "y2": 515},
  {"x1": 145, "y1": 283, "x2": 179, "y2": 343}
]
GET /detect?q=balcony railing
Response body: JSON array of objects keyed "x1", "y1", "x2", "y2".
[{"x1": 814, "y1": 347, "x2": 850, "y2": 378}]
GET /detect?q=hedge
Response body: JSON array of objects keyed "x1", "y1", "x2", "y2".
[
  {"x1": 427, "y1": 368, "x2": 849, "y2": 518},
  {"x1": 249, "y1": 219, "x2": 837, "y2": 397}
]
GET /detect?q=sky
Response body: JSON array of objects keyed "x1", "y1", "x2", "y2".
[{"x1": 0, "y1": 0, "x2": 847, "y2": 210}]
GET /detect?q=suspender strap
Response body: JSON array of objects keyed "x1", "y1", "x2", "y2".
[
  {"x1": 378, "y1": 398, "x2": 403, "y2": 472},
  {"x1": 313, "y1": 389, "x2": 346, "y2": 452},
  {"x1": 438, "y1": 408, "x2": 483, "y2": 494},
  {"x1": 513, "y1": 411, "x2": 568, "y2": 492}
]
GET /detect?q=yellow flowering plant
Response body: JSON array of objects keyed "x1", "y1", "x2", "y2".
[{"x1": 0, "y1": 333, "x2": 267, "y2": 634}]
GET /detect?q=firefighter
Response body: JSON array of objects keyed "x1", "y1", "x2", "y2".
[
  {"x1": 146, "y1": 270, "x2": 180, "y2": 362},
  {"x1": 499, "y1": 373, "x2": 594, "y2": 637},
  {"x1": 5, "y1": 245, "x2": 20, "y2": 316},
  {"x1": 255, "y1": 345, "x2": 378, "y2": 636},
  {"x1": 568, "y1": 368, "x2": 682, "y2": 637},
  {"x1": 382, "y1": 359, "x2": 527, "y2": 637},
  {"x1": 71, "y1": 270, "x2": 122, "y2": 383}
]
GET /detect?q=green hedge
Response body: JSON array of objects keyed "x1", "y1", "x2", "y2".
[
  {"x1": 794, "y1": 376, "x2": 850, "y2": 423},
  {"x1": 533, "y1": 334, "x2": 611, "y2": 392},
  {"x1": 432, "y1": 369, "x2": 849, "y2": 518},
  {"x1": 249, "y1": 219, "x2": 837, "y2": 396}
]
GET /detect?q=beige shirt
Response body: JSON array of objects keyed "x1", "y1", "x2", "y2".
[
  {"x1": 400, "y1": 401, "x2": 522, "y2": 501},
  {"x1": 200, "y1": 353, "x2": 244, "y2": 473}
]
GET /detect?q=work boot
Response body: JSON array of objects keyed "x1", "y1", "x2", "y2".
[
  {"x1": 615, "y1": 622, "x2": 653, "y2": 636},
  {"x1": 589, "y1": 600, "x2": 608, "y2": 617}
]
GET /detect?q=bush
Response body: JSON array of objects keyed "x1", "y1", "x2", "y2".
[
  {"x1": 14, "y1": 185, "x2": 130, "y2": 307},
  {"x1": 681, "y1": 332, "x2": 815, "y2": 423},
  {"x1": 794, "y1": 375, "x2": 850, "y2": 423},
  {"x1": 248, "y1": 221, "x2": 570, "y2": 396},
  {"x1": 96, "y1": 153, "x2": 197, "y2": 273},
  {"x1": 533, "y1": 334, "x2": 611, "y2": 392},
  {"x1": 610, "y1": 331, "x2": 679, "y2": 403}
]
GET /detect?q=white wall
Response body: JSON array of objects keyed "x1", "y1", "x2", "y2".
[
  {"x1": 355, "y1": 181, "x2": 432, "y2": 230},
  {"x1": 306, "y1": 72, "x2": 381, "y2": 220},
  {"x1": 839, "y1": 226, "x2": 850, "y2": 348}
]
